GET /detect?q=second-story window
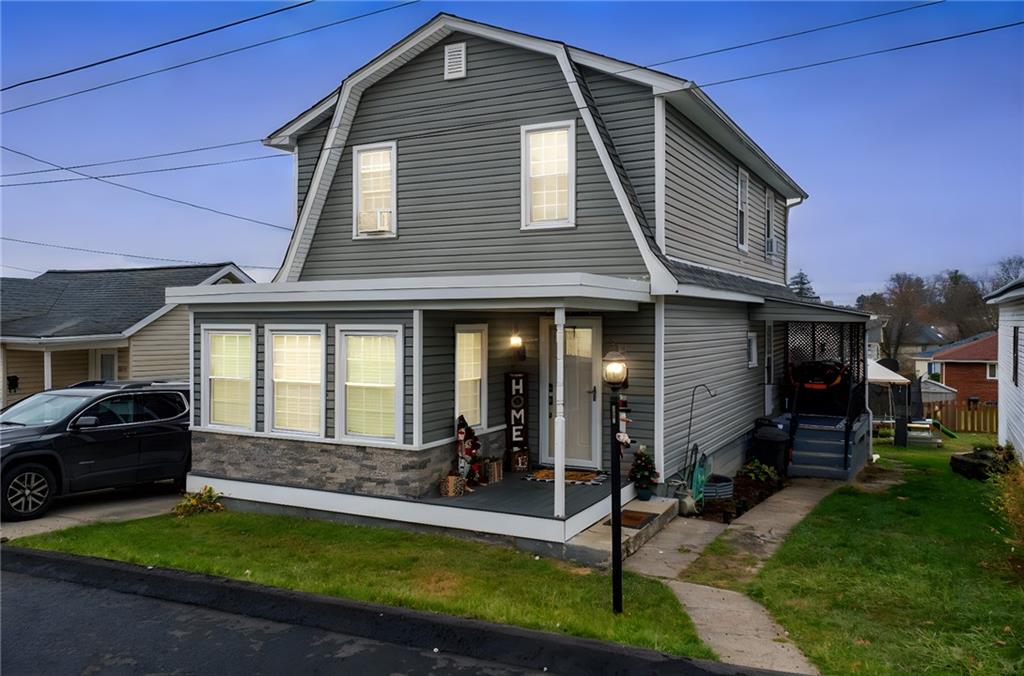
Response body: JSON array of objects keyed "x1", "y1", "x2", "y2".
[
  {"x1": 521, "y1": 120, "x2": 575, "y2": 229},
  {"x1": 353, "y1": 141, "x2": 397, "y2": 238},
  {"x1": 737, "y1": 167, "x2": 749, "y2": 252}
]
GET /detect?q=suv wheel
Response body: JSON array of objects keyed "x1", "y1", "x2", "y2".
[{"x1": 2, "y1": 463, "x2": 56, "y2": 521}]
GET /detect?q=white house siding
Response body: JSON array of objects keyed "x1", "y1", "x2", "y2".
[
  {"x1": 997, "y1": 297, "x2": 1024, "y2": 453},
  {"x1": 129, "y1": 305, "x2": 190, "y2": 381},
  {"x1": 664, "y1": 104, "x2": 787, "y2": 284},
  {"x1": 663, "y1": 297, "x2": 763, "y2": 479}
]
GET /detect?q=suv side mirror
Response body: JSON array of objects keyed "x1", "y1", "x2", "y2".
[{"x1": 74, "y1": 416, "x2": 99, "y2": 429}]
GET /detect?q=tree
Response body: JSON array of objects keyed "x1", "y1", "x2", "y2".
[
  {"x1": 880, "y1": 273, "x2": 930, "y2": 364},
  {"x1": 855, "y1": 292, "x2": 887, "y2": 314},
  {"x1": 929, "y1": 269, "x2": 992, "y2": 340},
  {"x1": 989, "y1": 255, "x2": 1024, "y2": 292},
  {"x1": 788, "y1": 269, "x2": 818, "y2": 300}
]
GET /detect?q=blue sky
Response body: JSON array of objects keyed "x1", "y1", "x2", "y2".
[{"x1": 1, "y1": 1, "x2": 1021, "y2": 301}]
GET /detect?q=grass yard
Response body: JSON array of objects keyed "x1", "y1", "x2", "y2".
[
  {"x1": 745, "y1": 433, "x2": 1024, "y2": 674},
  {"x1": 13, "y1": 510, "x2": 714, "y2": 660}
]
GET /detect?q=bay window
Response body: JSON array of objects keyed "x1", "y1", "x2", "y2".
[
  {"x1": 521, "y1": 120, "x2": 575, "y2": 228},
  {"x1": 266, "y1": 327, "x2": 325, "y2": 436},
  {"x1": 204, "y1": 327, "x2": 255, "y2": 430},
  {"x1": 455, "y1": 325, "x2": 487, "y2": 427},
  {"x1": 338, "y1": 327, "x2": 403, "y2": 442},
  {"x1": 353, "y1": 141, "x2": 397, "y2": 238}
]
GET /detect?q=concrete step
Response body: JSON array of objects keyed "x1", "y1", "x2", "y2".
[
  {"x1": 563, "y1": 496, "x2": 678, "y2": 567},
  {"x1": 792, "y1": 450, "x2": 846, "y2": 468},
  {"x1": 787, "y1": 463, "x2": 853, "y2": 481}
]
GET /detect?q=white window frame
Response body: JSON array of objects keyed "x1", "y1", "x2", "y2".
[
  {"x1": 352, "y1": 141, "x2": 398, "y2": 240},
  {"x1": 200, "y1": 324, "x2": 257, "y2": 432},
  {"x1": 746, "y1": 331, "x2": 758, "y2": 368},
  {"x1": 764, "y1": 185, "x2": 775, "y2": 260},
  {"x1": 264, "y1": 324, "x2": 327, "y2": 439},
  {"x1": 520, "y1": 120, "x2": 576, "y2": 230},
  {"x1": 336, "y1": 324, "x2": 404, "y2": 445},
  {"x1": 454, "y1": 324, "x2": 488, "y2": 428},
  {"x1": 986, "y1": 362, "x2": 998, "y2": 380},
  {"x1": 737, "y1": 167, "x2": 750, "y2": 252}
]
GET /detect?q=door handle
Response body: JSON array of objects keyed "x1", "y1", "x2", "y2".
[{"x1": 589, "y1": 386, "x2": 597, "y2": 402}]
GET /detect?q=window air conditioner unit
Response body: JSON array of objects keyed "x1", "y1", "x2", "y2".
[{"x1": 765, "y1": 237, "x2": 780, "y2": 256}]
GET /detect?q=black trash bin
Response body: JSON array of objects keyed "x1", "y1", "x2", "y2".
[{"x1": 753, "y1": 424, "x2": 790, "y2": 476}]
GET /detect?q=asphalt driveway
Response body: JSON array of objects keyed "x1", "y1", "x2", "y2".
[{"x1": 1, "y1": 481, "x2": 179, "y2": 539}]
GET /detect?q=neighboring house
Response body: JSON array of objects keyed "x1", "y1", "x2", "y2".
[
  {"x1": 866, "y1": 317, "x2": 885, "y2": 361},
  {"x1": 914, "y1": 331, "x2": 998, "y2": 405},
  {"x1": 1, "y1": 264, "x2": 251, "y2": 407},
  {"x1": 886, "y1": 323, "x2": 945, "y2": 375},
  {"x1": 167, "y1": 14, "x2": 869, "y2": 547},
  {"x1": 985, "y1": 276, "x2": 1024, "y2": 453}
]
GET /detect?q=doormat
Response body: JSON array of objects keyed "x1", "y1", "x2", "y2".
[
  {"x1": 603, "y1": 510, "x2": 656, "y2": 530},
  {"x1": 523, "y1": 469, "x2": 608, "y2": 486}
]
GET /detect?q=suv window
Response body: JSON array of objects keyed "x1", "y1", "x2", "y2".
[
  {"x1": 138, "y1": 393, "x2": 188, "y2": 421},
  {"x1": 80, "y1": 395, "x2": 136, "y2": 426}
]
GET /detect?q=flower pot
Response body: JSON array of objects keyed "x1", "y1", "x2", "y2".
[
  {"x1": 636, "y1": 486, "x2": 654, "y2": 501},
  {"x1": 702, "y1": 474, "x2": 734, "y2": 501}
]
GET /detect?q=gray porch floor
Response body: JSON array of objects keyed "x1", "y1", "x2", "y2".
[{"x1": 418, "y1": 476, "x2": 620, "y2": 520}]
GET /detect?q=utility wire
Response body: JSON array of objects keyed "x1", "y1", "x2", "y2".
[
  {"x1": 0, "y1": 153, "x2": 285, "y2": 187},
  {"x1": 1, "y1": 236, "x2": 278, "y2": 269},
  {"x1": 0, "y1": 145, "x2": 291, "y2": 231},
  {"x1": 0, "y1": 0, "x2": 944, "y2": 173},
  {"x1": 0, "y1": 0, "x2": 422, "y2": 115},
  {"x1": 0, "y1": 139, "x2": 262, "y2": 177},
  {"x1": 2, "y1": 1, "x2": 316, "y2": 91}
]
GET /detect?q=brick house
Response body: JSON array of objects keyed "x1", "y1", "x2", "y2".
[{"x1": 929, "y1": 332, "x2": 998, "y2": 405}]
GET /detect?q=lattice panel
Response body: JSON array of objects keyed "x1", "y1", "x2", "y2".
[{"x1": 787, "y1": 321, "x2": 865, "y2": 383}]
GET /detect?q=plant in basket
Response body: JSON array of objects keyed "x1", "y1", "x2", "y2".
[{"x1": 628, "y1": 445, "x2": 659, "y2": 500}]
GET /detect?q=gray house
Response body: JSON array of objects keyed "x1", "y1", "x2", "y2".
[{"x1": 169, "y1": 14, "x2": 869, "y2": 545}]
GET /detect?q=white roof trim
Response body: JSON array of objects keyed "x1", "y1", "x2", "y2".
[
  {"x1": 168, "y1": 273, "x2": 652, "y2": 305},
  {"x1": 0, "y1": 334, "x2": 127, "y2": 346},
  {"x1": 265, "y1": 92, "x2": 341, "y2": 149}
]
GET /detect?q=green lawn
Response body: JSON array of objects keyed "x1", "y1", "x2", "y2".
[
  {"x1": 747, "y1": 434, "x2": 1024, "y2": 674},
  {"x1": 14, "y1": 511, "x2": 714, "y2": 659}
]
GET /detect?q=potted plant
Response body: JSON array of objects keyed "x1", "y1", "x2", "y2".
[{"x1": 628, "y1": 445, "x2": 659, "y2": 500}]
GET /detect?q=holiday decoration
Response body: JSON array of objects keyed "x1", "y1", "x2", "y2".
[
  {"x1": 505, "y1": 372, "x2": 529, "y2": 470},
  {"x1": 455, "y1": 415, "x2": 483, "y2": 492},
  {"x1": 628, "y1": 445, "x2": 659, "y2": 501}
]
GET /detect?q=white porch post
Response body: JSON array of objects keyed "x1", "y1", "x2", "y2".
[
  {"x1": 554, "y1": 307, "x2": 566, "y2": 519},
  {"x1": 43, "y1": 350, "x2": 52, "y2": 390}
]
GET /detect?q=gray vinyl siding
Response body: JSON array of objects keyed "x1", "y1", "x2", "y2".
[
  {"x1": 193, "y1": 311, "x2": 413, "y2": 444},
  {"x1": 664, "y1": 104, "x2": 786, "y2": 284},
  {"x1": 662, "y1": 297, "x2": 762, "y2": 479},
  {"x1": 129, "y1": 305, "x2": 190, "y2": 380},
  {"x1": 295, "y1": 119, "x2": 329, "y2": 216},
  {"x1": 298, "y1": 33, "x2": 646, "y2": 280},
  {"x1": 582, "y1": 66, "x2": 655, "y2": 229},
  {"x1": 600, "y1": 306, "x2": 655, "y2": 469}
]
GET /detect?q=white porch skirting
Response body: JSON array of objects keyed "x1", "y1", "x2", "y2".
[{"x1": 187, "y1": 474, "x2": 635, "y2": 543}]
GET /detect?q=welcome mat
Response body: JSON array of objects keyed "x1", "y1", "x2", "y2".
[
  {"x1": 603, "y1": 510, "x2": 656, "y2": 530},
  {"x1": 523, "y1": 469, "x2": 608, "y2": 486}
]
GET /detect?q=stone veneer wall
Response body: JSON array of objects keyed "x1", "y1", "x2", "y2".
[{"x1": 192, "y1": 428, "x2": 507, "y2": 499}]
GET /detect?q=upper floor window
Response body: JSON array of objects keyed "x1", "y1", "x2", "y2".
[
  {"x1": 267, "y1": 327, "x2": 325, "y2": 436},
  {"x1": 737, "y1": 168, "x2": 749, "y2": 252},
  {"x1": 764, "y1": 186, "x2": 777, "y2": 259},
  {"x1": 203, "y1": 327, "x2": 255, "y2": 430},
  {"x1": 521, "y1": 121, "x2": 575, "y2": 229},
  {"x1": 456, "y1": 325, "x2": 487, "y2": 427},
  {"x1": 353, "y1": 141, "x2": 397, "y2": 238}
]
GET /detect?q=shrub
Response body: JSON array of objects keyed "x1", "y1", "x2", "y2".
[
  {"x1": 628, "y1": 445, "x2": 659, "y2": 489},
  {"x1": 173, "y1": 485, "x2": 225, "y2": 518},
  {"x1": 877, "y1": 427, "x2": 894, "y2": 439},
  {"x1": 737, "y1": 459, "x2": 779, "y2": 483},
  {"x1": 991, "y1": 460, "x2": 1024, "y2": 552}
]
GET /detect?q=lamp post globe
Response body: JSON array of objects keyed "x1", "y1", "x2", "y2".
[{"x1": 602, "y1": 351, "x2": 628, "y2": 387}]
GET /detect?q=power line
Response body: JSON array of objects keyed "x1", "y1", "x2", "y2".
[
  {"x1": 1, "y1": 236, "x2": 278, "y2": 269},
  {"x1": 0, "y1": 0, "x2": 943, "y2": 173},
  {"x1": 0, "y1": 139, "x2": 262, "y2": 177},
  {"x1": 0, "y1": 0, "x2": 422, "y2": 115},
  {"x1": 2, "y1": 1, "x2": 316, "y2": 91},
  {"x1": 0, "y1": 153, "x2": 286, "y2": 187},
  {"x1": 0, "y1": 145, "x2": 291, "y2": 231}
]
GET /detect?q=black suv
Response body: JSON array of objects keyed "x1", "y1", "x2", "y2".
[{"x1": 0, "y1": 381, "x2": 191, "y2": 521}]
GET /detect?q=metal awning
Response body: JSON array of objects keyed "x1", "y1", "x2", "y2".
[{"x1": 749, "y1": 297, "x2": 869, "y2": 323}]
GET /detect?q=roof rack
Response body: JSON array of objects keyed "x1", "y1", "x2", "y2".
[{"x1": 68, "y1": 380, "x2": 108, "y2": 388}]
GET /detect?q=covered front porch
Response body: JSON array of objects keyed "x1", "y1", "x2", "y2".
[{"x1": 0, "y1": 339, "x2": 129, "y2": 406}]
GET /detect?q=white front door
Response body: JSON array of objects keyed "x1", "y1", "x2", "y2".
[
  {"x1": 93, "y1": 349, "x2": 117, "y2": 381},
  {"x1": 540, "y1": 317, "x2": 602, "y2": 469}
]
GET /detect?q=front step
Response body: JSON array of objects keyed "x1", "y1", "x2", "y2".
[
  {"x1": 562, "y1": 497, "x2": 678, "y2": 567},
  {"x1": 788, "y1": 463, "x2": 854, "y2": 481}
]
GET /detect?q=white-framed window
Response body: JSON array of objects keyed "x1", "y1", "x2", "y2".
[
  {"x1": 337, "y1": 325, "x2": 403, "y2": 443},
  {"x1": 455, "y1": 324, "x2": 488, "y2": 427},
  {"x1": 986, "y1": 362, "x2": 998, "y2": 380},
  {"x1": 737, "y1": 167, "x2": 749, "y2": 252},
  {"x1": 265, "y1": 326, "x2": 325, "y2": 436},
  {"x1": 521, "y1": 120, "x2": 575, "y2": 229},
  {"x1": 746, "y1": 331, "x2": 758, "y2": 368},
  {"x1": 928, "y1": 361, "x2": 942, "y2": 376},
  {"x1": 202, "y1": 326, "x2": 256, "y2": 431},
  {"x1": 352, "y1": 141, "x2": 397, "y2": 238}
]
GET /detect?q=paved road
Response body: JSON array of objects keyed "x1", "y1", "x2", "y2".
[
  {"x1": 2, "y1": 571, "x2": 536, "y2": 675},
  {"x1": 0, "y1": 482, "x2": 179, "y2": 540}
]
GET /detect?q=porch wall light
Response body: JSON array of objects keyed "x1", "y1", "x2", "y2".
[
  {"x1": 510, "y1": 333, "x2": 526, "y2": 361},
  {"x1": 602, "y1": 351, "x2": 628, "y2": 387}
]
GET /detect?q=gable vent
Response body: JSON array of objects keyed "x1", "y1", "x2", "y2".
[{"x1": 444, "y1": 42, "x2": 467, "y2": 80}]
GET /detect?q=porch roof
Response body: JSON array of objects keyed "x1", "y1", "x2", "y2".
[
  {"x1": 749, "y1": 297, "x2": 869, "y2": 323},
  {"x1": 166, "y1": 273, "x2": 652, "y2": 311}
]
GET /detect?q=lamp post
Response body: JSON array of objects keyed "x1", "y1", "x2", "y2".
[{"x1": 602, "y1": 350, "x2": 628, "y2": 615}]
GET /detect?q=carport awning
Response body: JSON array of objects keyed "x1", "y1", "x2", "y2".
[{"x1": 749, "y1": 298, "x2": 870, "y2": 323}]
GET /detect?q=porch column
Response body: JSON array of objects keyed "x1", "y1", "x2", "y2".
[
  {"x1": 43, "y1": 350, "x2": 52, "y2": 390},
  {"x1": 553, "y1": 307, "x2": 566, "y2": 519}
]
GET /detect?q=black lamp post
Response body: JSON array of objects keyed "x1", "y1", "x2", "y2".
[{"x1": 602, "y1": 350, "x2": 628, "y2": 615}]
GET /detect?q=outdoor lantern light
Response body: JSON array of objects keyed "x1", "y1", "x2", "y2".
[
  {"x1": 602, "y1": 351, "x2": 628, "y2": 387},
  {"x1": 510, "y1": 333, "x2": 526, "y2": 361}
]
